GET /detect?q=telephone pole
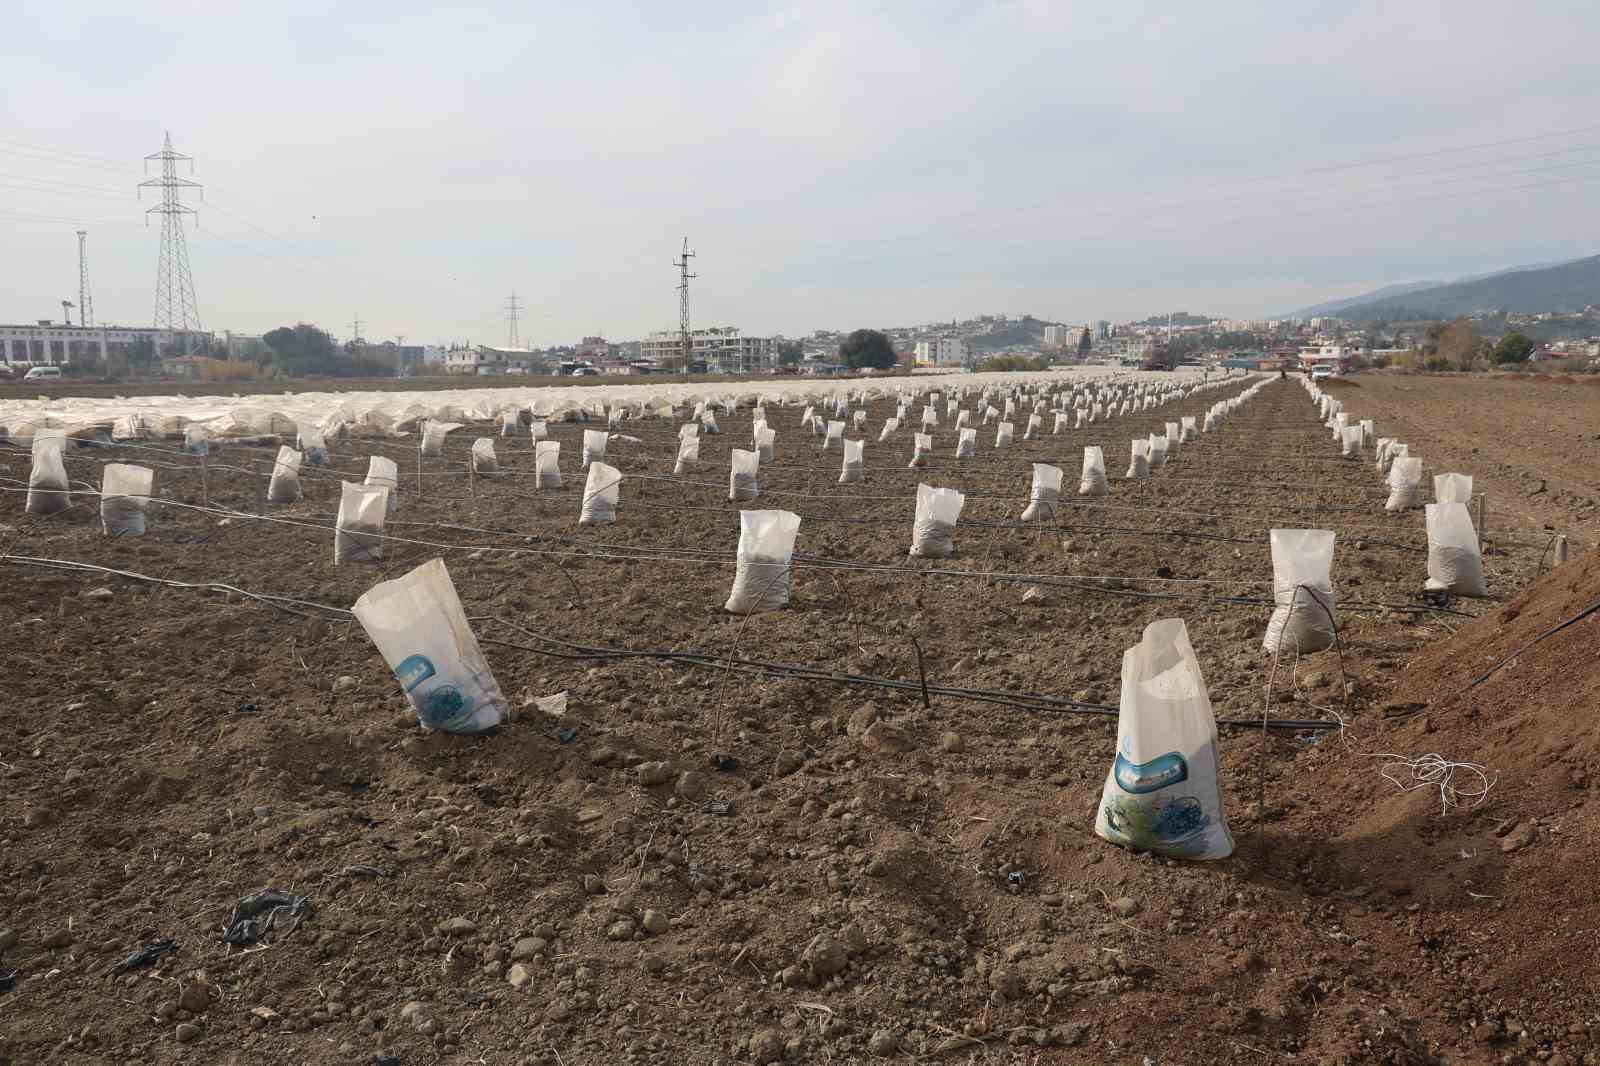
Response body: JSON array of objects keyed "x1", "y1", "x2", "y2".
[
  {"x1": 674, "y1": 237, "x2": 696, "y2": 377},
  {"x1": 351, "y1": 314, "x2": 364, "y2": 348},
  {"x1": 76, "y1": 231, "x2": 94, "y2": 328},
  {"x1": 505, "y1": 293, "x2": 522, "y2": 348},
  {"x1": 138, "y1": 132, "x2": 203, "y2": 344}
]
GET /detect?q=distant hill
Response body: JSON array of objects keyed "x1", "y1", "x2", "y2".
[
  {"x1": 1286, "y1": 282, "x2": 1442, "y2": 319},
  {"x1": 967, "y1": 316, "x2": 1048, "y2": 351},
  {"x1": 1333, "y1": 254, "x2": 1600, "y2": 322}
]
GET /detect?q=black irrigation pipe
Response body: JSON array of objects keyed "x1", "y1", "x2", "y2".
[
  {"x1": 473, "y1": 626, "x2": 1341, "y2": 732},
  {"x1": 1468, "y1": 594, "x2": 1600, "y2": 688}
]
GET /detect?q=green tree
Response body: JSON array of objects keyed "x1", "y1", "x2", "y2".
[
  {"x1": 128, "y1": 335, "x2": 157, "y2": 371},
  {"x1": 1492, "y1": 331, "x2": 1535, "y2": 365},
  {"x1": 838, "y1": 329, "x2": 897, "y2": 370},
  {"x1": 263, "y1": 323, "x2": 341, "y2": 376},
  {"x1": 776, "y1": 341, "x2": 803, "y2": 366}
]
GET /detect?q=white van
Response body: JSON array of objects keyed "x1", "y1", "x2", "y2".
[{"x1": 23, "y1": 366, "x2": 62, "y2": 382}]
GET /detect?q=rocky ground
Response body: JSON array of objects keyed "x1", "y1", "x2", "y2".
[{"x1": 0, "y1": 374, "x2": 1594, "y2": 1065}]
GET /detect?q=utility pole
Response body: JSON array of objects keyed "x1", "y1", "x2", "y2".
[
  {"x1": 396, "y1": 334, "x2": 406, "y2": 376},
  {"x1": 76, "y1": 231, "x2": 94, "y2": 328},
  {"x1": 674, "y1": 237, "x2": 696, "y2": 377},
  {"x1": 61, "y1": 300, "x2": 75, "y2": 327},
  {"x1": 138, "y1": 132, "x2": 203, "y2": 347},
  {"x1": 350, "y1": 314, "x2": 364, "y2": 353},
  {"x1": 505, "y1": 293, "x2": 522, "y2": 348}
]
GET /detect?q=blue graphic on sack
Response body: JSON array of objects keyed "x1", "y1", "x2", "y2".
[
  {"x1": 420, "y1": 685, "x2": 472, "y2": 729},
  {"x1": 1101, "y1": 795, "x2": 1211, "y2": 853},
  {"x1": 395, "y1": 654, "x2": 436, "y2": 692},
  {"x1": 1112, "y1": 751, "x2": 1188, "y2": 795}
]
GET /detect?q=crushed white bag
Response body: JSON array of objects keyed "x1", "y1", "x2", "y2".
[
  {"x1": 1020, "y1": 463, "x2": 1062, "y2": 521},
  {"x1": 471, "y1": 437, "x2": 498, "y2": 475},
  {"x1": 267, "y1": 446, "x2": 304, "y2": 504},
  {"x1": 582, "y1": 429, "x2": 608, "y2": 466},
  {"x1": 353, "y1": 558, "x2": 506, "y2": 734},
  {"x1": 1425, "y1": 502, "x2": 1486, "y2": 597},
  {"x1": 1386, "y1": 457, "x2": 1423, "y2": 512},
  {"x1": 535, "y1": 440, "x2": 563, "y2": 490},
  {"x1": 101, "y1": 463, "x2": 153, "y2": 537},
  {"x1": 909, "y1": 484, "x2": 964, "y2": 558},
  {"x1": 1094, "y1": 618, "x2": 1233, "y2": 861},
  {"x1": 420, "y1": 420, "x2": 461, "y2": 458},
  {"x1": 909, "y1": 432, "x2": 932, "y2": 468},
  {"x1": 366, "y1": 455, "x2": 399, "y2": 514},
  {"x1": 335, "y1": 481, "x2": 389, "y2": 564},
  {"x1": 1263, "y1": 528, "x2": 1337, "y2": 655},
  {"x1": 1434, "y1": 473, "x2": 1473, "y2": 504},
  {"x1": 25, "y1": 433, "x2": 70, "y2": 515},
  {"x1": 1126, "y1": 439, "x2": 1150, "y2": 479},
  {"x1": 580, "y1": 462, "x2": 621, "y2": 526},
  {"x1": 839, "y1": 438, "x2": 864, "y2": 484},
  {"x1": 724, "y1": 509, "x2": 801, "y2": 614},
  {"x1": 729, "y1": 448, "x2": 760, "y2": 501},
  {"x1": 1079, "y1": 446, "x2": 1108, "y2": 496}
]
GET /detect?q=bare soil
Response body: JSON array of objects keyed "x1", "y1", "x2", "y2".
[{"x1": 0, "y1": 376, "x2": 1593, "y2": 1066}]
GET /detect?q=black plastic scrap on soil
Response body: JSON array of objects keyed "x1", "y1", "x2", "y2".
[
  {"x1": 222, "y1": 890, "x2": 315, "y2": 946},
  {"x1": 109, "y1": 938, "x2": 177, "y2": 975}
]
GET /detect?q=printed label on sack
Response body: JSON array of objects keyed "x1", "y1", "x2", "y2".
[
  {"x1": 1112, "y1": 751, "x2": 1188, "y2": 794},
  {"x1": 396, "y1": 654, "x2": 437, "y2": 692}
]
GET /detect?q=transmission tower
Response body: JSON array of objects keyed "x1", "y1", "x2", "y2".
[
  {"x1": 76, "y1": 231, "x2": 94, "y2": 328},
  {"x1": 674, "y1": 237, "x2": 696, "y2": 377},
  {"x1": 351, "y1": 314, "x2": 364, "y2": 346},
  {"x1": 138, "y1": 132, "x2": 203, "y2": 339},
  {"x1": 505, "y1": 293, "x2": 522, "y2": 348}
]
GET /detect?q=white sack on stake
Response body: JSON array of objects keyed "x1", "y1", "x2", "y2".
[
  {"x1": 853, "y1": 410, "x2": 867, "y2": 430},
  {"x1": 1024, "y1": 413, "x2": 1041, "y2": 441},
  {"x1": 1079, "y1": 446, "x2": 1108, "y2": 496},
  {"x1": 839, "y1": 438, "x2": 864, "y2": 484},
  {"x1": 1375, "y1": 438, "x2": 1394, "y2": 474},
  {"x1": 1165, "y1": 422, "x2": 1181, "y2": 455},
  {"x1": 471, "y1": 438, "x2": 498, "y2": 475},
  {"x1": 25, "y1": 433, "x2": 70, "y2": 515},
  {"x1": 908, "y1": 483, "x2": 965, "y2": 559},
  {"x1": 267, "y1": 446, "x2": 304, "y2": 504},
  {"x1": 1425, "y1": 502, "x2": 1487, "y2": 597},
  {"x1": 582, "y1": 429, "x2": 608, "y2": 466},
  {"x1": 1020, "y1": 463, "x2": 1062, "y2": 521},
  {"x1": 1263, "y1": 528, "x2": 1337, "y2": 655},
  {"x1": 534, "y1": 440, "x2": 563, "y2": 490},
  {"x1": 1053, "y1": 412, "x2": 1068, "y2": 435},
  {"x1": 724, "y1": 509, "x2": 801, "y2": 614},
  {"x1": 366, "y1": 455, "x2": 399, "y2": 514},
  {"x1": 1093, "y1": 618, "x2": 1234, "y2": 861},
  {"x1": 1434, "y1": 473, "x2": 1473, "y2": 504},
  {"x1": 921, "y1": 405, "x2": 938, "y2": 430},
  {"x1": 995, "y1": 421, "x2": 1014, "y2": 448},
  {"x1": 580, "y1": 462, "x2": 621, "y2": 526},
  {"x1": 878, "y1": 417, "x2": 900, "y2": 443},
  {"x1": 1341, "y1": 425, "x2": 1362, "y2": 459},
  {"x1": 1148, "y1": 434, "x2": 1169, "y2": 469},
  {"x1": 530, "y1": 419, "x2": 548, "y2": 442},
  {"x1": 420, "y1": 420, "x2": 461, "y2": 458},
  {"x1": 755, "y1": 423, "x2": 776, "y2": 464},
  {"x1": 184, "y1": 425, "x2": 210, "y2": 456},
  {"x1": 674, "y1": 435, "x2": 699, "y2": 475},
  {"x1": 1181, "y1": 416, "x2": 1198, "y2": 443},
  {"x1": 298, "y1": 423, "x2": 329, "y2": 466},
  {"x1": 335, "y1": 481, "x2": 390, "y2": 564},
  {"x1": 1126, "y1": 439, "x2": 1150, "y2": 479},
  {"x1": 101, "y1": 463, "x2": 154, "y2": 537},
  {"x1": 1386, "y1": 457, "x2": 1423, "y2": 512},
  {"x1": 352, "y1": 558, "x2": 506, "y2": 734},
  {"x1": 729, "y1": 448, "x2": 760, "y2": 501},
  {"x1": 955, "y1": 427, "x2": 977, "y2": 459},
  {"x1": 701, "y1": 409, "x2": 721, "y2": 434},
  {"x1": 824, "y1": 420, "x2": 845, "y2": 450},
  {"x1": 1360, "y1": 419, "x2": 1374, "y2": 448},
  {"x1": 909, "y1": 432, "x2": 932, "y2": 468}
]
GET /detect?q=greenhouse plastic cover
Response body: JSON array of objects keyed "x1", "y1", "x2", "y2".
[{"x1": 0, "y1": 368, "x2": 1224, "y2": 445}]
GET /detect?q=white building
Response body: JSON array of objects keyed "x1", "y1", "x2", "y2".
[
  {"x1": 1, "y1": 322, "x2": 212, "y2": 366},
  {"x1": 914, "y1": 336, "x2": 969, "y2": 368},
  {"x1": 445, "y1": 345, "x2": 543, "y2": 375},
  {"x1": 638, "y1": 327, "x2": 775, "y2": 374}
]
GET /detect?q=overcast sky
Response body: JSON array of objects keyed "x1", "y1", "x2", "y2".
[{"x1": 4, "y1": 0, "x2": 1598, "y2": 345}]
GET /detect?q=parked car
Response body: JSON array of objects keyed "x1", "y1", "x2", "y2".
[{"x1": 23, "y1": 366, "x2": 62, "y2": 382}]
